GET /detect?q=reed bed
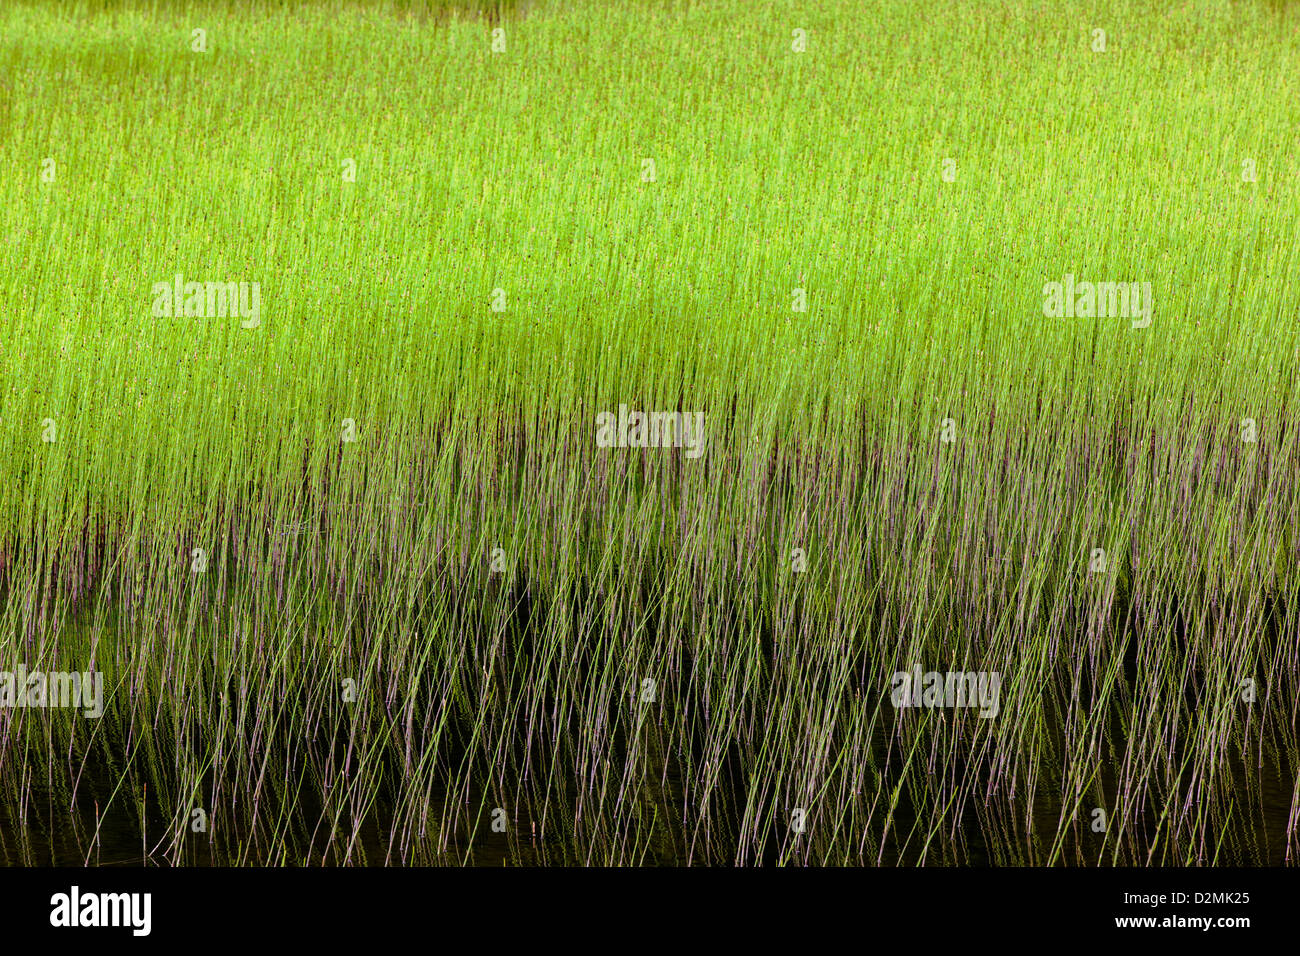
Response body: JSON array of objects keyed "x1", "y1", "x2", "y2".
[{"x1": 0, "y1": 0, "x2": 1298, "y2": 865}]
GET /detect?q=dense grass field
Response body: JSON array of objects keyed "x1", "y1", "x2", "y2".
[{"x1": 1, "y1": 0, "x2": 1299, "y2": 865}]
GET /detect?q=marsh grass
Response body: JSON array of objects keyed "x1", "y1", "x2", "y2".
[{"x1": 0, "y1": 0, "x2": 1298, "y2": 864}]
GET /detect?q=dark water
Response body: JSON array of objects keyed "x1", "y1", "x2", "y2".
[
  {"x1": 2, "y1": 726, "x2": 1292, "y2": 867},
  {"x1": 2, "y1": 586, "x2": 1293, "y2": 866}
]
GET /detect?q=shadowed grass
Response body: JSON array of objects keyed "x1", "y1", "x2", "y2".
[{"x1": 0, "y1": 0, "x2": 1298, "y2": 865}]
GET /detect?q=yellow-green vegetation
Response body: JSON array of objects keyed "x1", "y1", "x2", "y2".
[{"x1": 0, "y1": 0, "x2": 1297, "y2": 864}]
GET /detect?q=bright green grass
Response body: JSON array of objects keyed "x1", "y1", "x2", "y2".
[{"x1": 0, "y1": 0, "x2": 1298, "y2": 865}]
